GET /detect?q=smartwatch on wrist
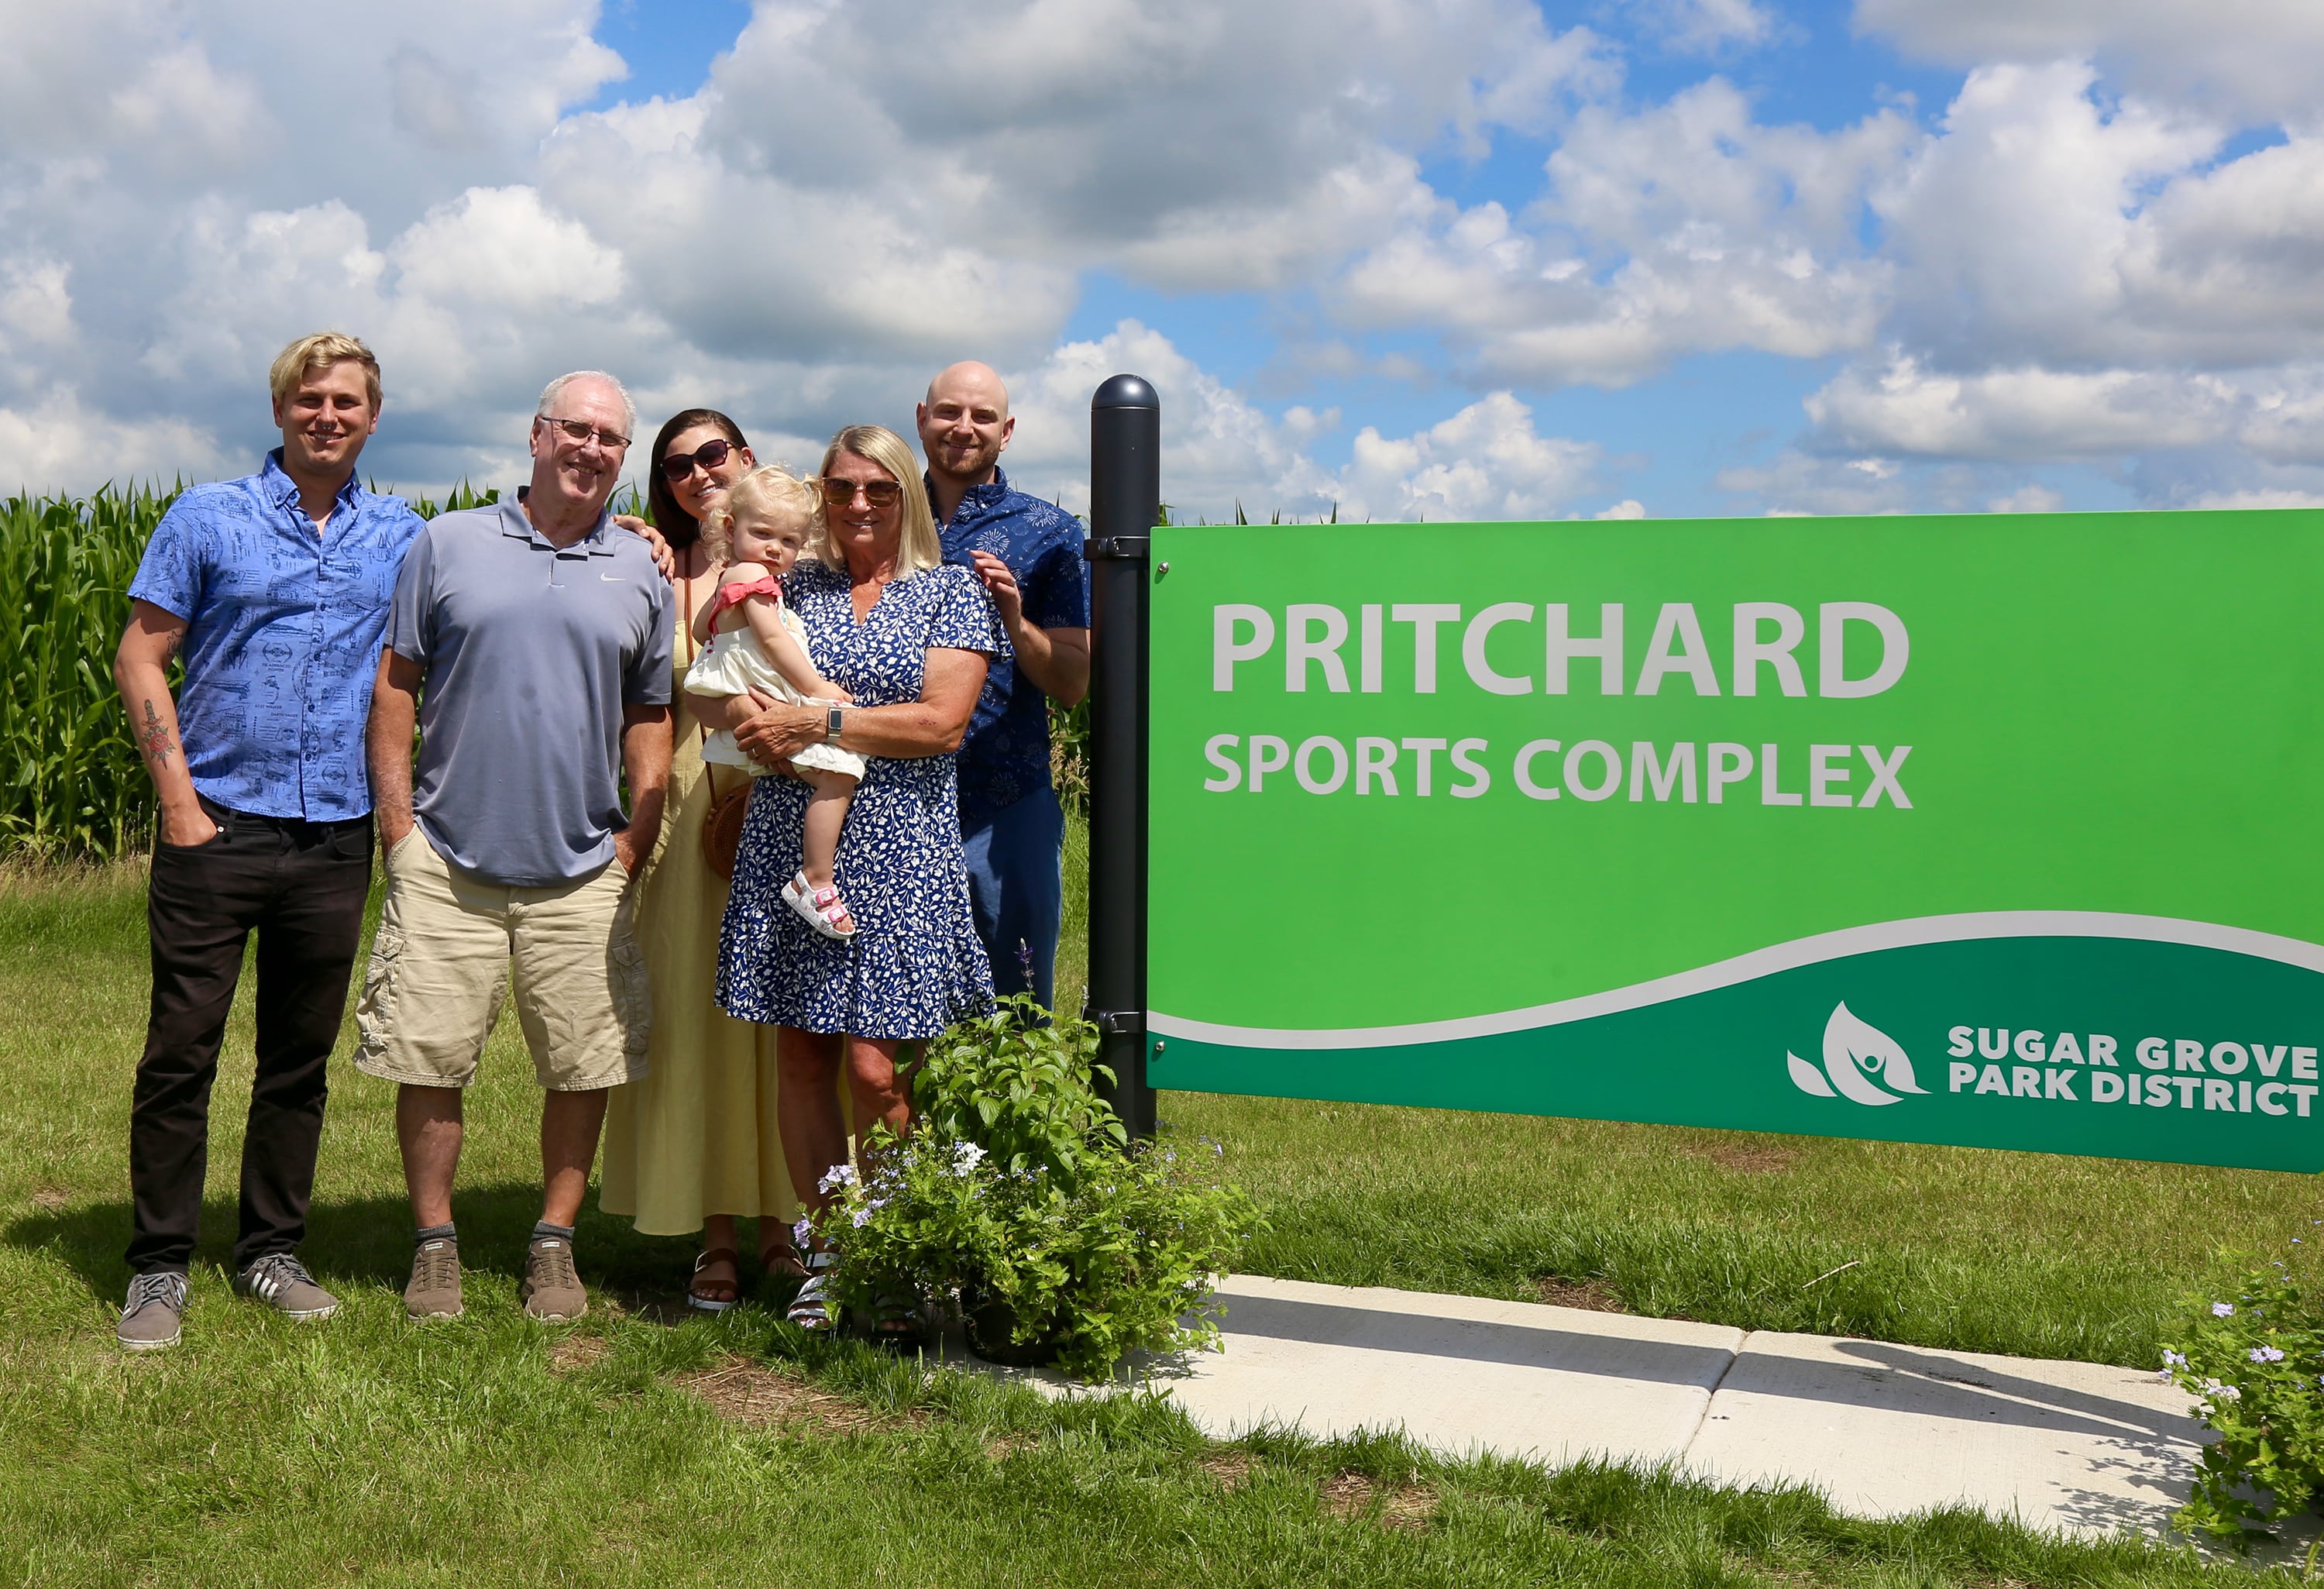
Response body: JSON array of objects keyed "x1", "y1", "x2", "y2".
[{"x1": 825, "y1": 706, "x2": 844, "y2": 744}]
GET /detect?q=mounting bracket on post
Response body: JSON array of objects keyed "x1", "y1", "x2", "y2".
[{"x1": 1084, "y1": 373, "x2": 1160, "y2": 1141}]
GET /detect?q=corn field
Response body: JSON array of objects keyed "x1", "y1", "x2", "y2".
[
  {"x1": 0, "y1": 482, "x2": 506, "y2": 862},
  {"x1": 0, "y1": 487, "x2": 164, "y2": 858}
]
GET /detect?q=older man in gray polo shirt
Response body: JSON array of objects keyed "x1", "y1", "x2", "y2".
[{"x1": 357, "y1": 370, "x2": 673, "y2": 1326}]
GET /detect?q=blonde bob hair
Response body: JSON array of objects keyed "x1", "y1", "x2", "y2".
[
  {"x1": 702, "y1": 463, "x2": 824, "y2": 565},
  {"x1": 818, "y1": 425, "x2": 940, "y2": 576},
  {"x1": 268, "y1": 331, "x2": 381, "y2": 412}
]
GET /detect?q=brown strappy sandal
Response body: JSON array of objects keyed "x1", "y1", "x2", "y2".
[
  {"x1": 760, "y1": 1224, "x2": 809, "y2": 1282},
  {"x1": 687, "y1": 1247, "x2": 743, "y2": 1313}
]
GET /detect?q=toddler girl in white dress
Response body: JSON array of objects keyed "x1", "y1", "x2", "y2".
[{"x1": 686, "y1": 465, "x2": 865, "y2": 939}]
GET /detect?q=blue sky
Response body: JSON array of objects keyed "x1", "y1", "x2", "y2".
[{"x1": 4, "y1": 1, "x2": 2321, "y2": 519}]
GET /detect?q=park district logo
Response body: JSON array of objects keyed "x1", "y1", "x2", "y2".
[{"x1": 1787, "y1": 1003, "x2": 1930, "y2": 1107}]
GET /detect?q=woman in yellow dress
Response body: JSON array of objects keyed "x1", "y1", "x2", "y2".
[{"x1": 600, "y1": 408, "x2": 810, "y2": 1309}]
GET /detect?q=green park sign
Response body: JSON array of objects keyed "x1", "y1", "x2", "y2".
[{"x1": 1142, "y1": 511, "x2": 2324, "y2": 1172}]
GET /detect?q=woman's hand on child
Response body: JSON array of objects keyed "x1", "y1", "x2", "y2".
[{"x1": 734, "y1": 699, "x2": 824, "y2": 770}]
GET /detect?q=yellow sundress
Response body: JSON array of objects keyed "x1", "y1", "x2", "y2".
[{"x1": 599, "y1": 586, "x2": 801, "y2": 1235}]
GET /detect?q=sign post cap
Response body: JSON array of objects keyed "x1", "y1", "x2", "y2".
[{"x1": 1092, "y1": 373, "x2": 1158, "y2": 411}]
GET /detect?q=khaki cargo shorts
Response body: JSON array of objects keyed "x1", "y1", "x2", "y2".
[{"x1": 354, "y1": 827, "x2": 651, "y2": 1092}]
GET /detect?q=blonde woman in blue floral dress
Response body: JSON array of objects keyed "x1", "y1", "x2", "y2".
[{"x1": 704, "y1": 424, "x2": 1006, "y2": 1336}]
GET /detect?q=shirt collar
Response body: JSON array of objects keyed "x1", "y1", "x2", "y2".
[
  {"x1": 499, "y1": 498, "x2": 615, "y2": 554},
  {"x1": 260, "y1": 449, "x2": 367, "y2": 515},
  {"x1": 932, "y1": 466, "x2": 1013, "y2": 525}
]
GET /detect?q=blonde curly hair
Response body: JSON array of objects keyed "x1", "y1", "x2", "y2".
[{"x1": 701, "y1": 463, "x2": 825, "y2": 565}]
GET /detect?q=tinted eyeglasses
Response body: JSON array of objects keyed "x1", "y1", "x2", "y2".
[
  {"x1": 819, "y1": 477, "x2": 904, "y2": 508},
  {"x1": 536, "y1": 415, "x2": 631, "y2": 452},
  {"x1": 658, "y1": 436, "x2": 738, "y2": 481}
]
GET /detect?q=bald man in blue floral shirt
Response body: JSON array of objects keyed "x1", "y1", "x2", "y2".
[{"x1": 919, "y1": 363, "x2": 1090, "y2": 1010}]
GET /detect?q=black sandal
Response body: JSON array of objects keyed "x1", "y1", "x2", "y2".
[{"x1": 864, "y1": 1287, "x2": 927, "y2": 1348}]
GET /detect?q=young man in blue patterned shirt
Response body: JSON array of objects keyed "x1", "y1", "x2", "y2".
[
  {"x1": 919, "y1": 362, "x2": 1091, "y2": 1011},
  {"x1": 112, "y1": 332, "x2": 425, "y2": 1350}
]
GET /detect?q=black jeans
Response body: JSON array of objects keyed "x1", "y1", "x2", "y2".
[{"x1": 126, "y1": 796, "x2": 373, "y2": 1275}]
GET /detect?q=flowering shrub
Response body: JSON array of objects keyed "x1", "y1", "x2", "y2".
[
  {"x1": 2158, "y1": 1243, "x2": 2324, "y2": 1543},
  {"x1": 806, "y1": 998, "x2": 1260, "y2": 1380},
  {"x1": 911, "y1": 993, "x2": 1127, "y2": 1190}
]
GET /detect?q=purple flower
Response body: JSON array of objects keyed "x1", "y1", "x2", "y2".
[
  {"x1": 2252, "y1": 1346, "x2": 2286, "y2": 1364},
  {"x1": 2162, "y1": 1350, "x2": 2188, "y2": 1368},
  {"x1": 2212, "y1": 1302, "x2": 2235, "y2": 1317}
]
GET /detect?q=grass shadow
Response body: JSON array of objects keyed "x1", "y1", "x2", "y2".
[{"x1": 2, "y1": 1182, "x2": 715, "y2": 1298}]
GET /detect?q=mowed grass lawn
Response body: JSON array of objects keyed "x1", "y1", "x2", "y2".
[{"x1": 0, "y1": 846, "x2": 2306, "y2": 1587}]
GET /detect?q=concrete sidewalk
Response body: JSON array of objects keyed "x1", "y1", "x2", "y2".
[{"x1": 961, "y1": 1274, "x2": 2306, "y2": 1546}]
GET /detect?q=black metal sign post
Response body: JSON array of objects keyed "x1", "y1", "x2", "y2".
[{"x1": 1084, "y1": 374, "x2": 1159, "y2": 1140}]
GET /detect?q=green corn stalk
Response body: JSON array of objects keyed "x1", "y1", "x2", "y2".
[
  {"x1": 0, "y1": 485, "x2": 174, "y2": 859},
  {"x1": 0, "y1": 480, "x2": 521, "y2": 862}
]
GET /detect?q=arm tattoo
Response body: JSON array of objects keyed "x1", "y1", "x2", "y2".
[{"x1": 139, "y1": 700, "x2": 175, "y2": 768}]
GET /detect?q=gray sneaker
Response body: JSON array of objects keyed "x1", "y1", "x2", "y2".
[
  {"x1": 118, "y1": 1271, "x2": 188, "y2": 1352},
  {"x1": 405, "y1": 1236, "x2": 464, "y2": 1321},
  {"x1": 520, "y1": 1236, "x2": 587, "y2": 1322},
  {"x1": 235, "y1": 1254, "x2": 339, "y2": 1320}
]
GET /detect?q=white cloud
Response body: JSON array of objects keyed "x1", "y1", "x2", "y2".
[
  {"x1": 1625, "y1": 0, "x2": 1779, "y2": 55},
  {"x1": 1805, "y1": 353, "x2": 2238, "y2": 459},
  {"x1": 0, "y1": 388, "x2": 224, "y2": 496},
  {"x1": 1342, "y1": 392, "x2": 1601, "y2": 519},
  {"x1": 687, "y1": 0, "x2": 1610, "y2": 292},
  {"x1": 1873, "y1": 61, "x2": 2228, "y2": 368},
  {"x1": 1853, "y1": 0, "x2": 2324, "y2": 123},
  {"x1": 999, "y1": 320, "x2": 1339, "y2": 518},
  {"x1": 1987, "y1": 483, "x2": 2065, "y2": 514},
  {"x1": 0, "y1": 257, "x2": 73, "y2": 353},
  {"x1": 1714, "y1": 450, "x2": 1913, "y2": 516},
  {"x1": 1337, "y1": 80, "x2": 1917, "y2": 384},
  {"x1": 1803, "y1": 350, "x2": 2324, "y2": 475},
  {"x1": 998, "y1": 322, "x2": 1602, "y2": 522},
  {"x1": 2186, "y1": 487, "x2": 2324, "y2": 511},
  {"x1": 391, "y1": 187, "x2": 625, "y2": 311}
]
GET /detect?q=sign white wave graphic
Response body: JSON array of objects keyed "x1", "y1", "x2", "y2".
[
  {"x1": 1787, "y1": 1003, "x2": 1928, "y2": 1106},
  {"x1": 1150, "y1": 911, "x2": 2324, "y2": 1052}
]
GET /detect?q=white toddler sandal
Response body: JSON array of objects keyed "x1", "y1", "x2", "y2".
[{"x1": 782, "y1": 870, "x2": 857, "y2": 940}]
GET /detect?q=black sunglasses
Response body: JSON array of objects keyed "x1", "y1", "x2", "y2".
[{"x1": 659, "y1": 436, "x2": 739, "y2": 482}]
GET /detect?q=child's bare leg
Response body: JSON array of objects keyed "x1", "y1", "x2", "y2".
[{"x1": 796, "y1": 768, "x2": 858, "y2": 891}]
